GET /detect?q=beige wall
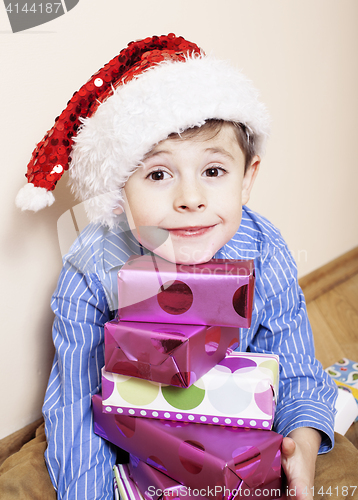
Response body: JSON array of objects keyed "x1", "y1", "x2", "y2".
[{"x1": 1, "y1": 0, "x2": 357, "y2": 438}]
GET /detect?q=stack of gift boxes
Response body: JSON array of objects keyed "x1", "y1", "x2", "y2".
[{"x1": 92, "y1": 254, "x2": 283, "y2": 500}]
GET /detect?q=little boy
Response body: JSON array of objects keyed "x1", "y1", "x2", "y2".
[{"x1": 16, "y1": 34, "x2": 340, "y2": 500}]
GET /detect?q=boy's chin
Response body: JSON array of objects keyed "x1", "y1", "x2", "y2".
[
  {"x1": 129, "y1": 226, "x2": 221, "y2": 264},
  {"x1": 152, "y1": 246, "x2": 216, "y2": 265}
]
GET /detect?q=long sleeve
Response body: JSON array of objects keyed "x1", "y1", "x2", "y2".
[
  {"x1": 244, "y1": 238, "x2": 338, "y2": 453},
  {"x1": 42, "y1": 260, "x2": 117, "y2": 499},
  {"x1": 217, "y1": 206, "x2": 338, "y2": 454}
]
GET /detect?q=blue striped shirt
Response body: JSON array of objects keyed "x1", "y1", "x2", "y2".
[{"x1": 42, "y1": 206, "x2": 337, "y2": 500}]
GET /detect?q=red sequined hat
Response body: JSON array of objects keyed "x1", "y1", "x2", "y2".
[{"x1": 16, "y1": 33, "x2": 270, "y2": 228}]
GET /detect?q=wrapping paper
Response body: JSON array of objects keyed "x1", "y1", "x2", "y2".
[
  {"x1": 117, "y1": 255, "x2": 255, "y2": 328},
  {"x1": 105, "y1": 319, "x2": 239, "y2": 387},
  {"x1": 114, "y1": 477, "x2": 120, "y2": 500},
  {"x1": 113, "y1": 464, "x2": 144, "y2": 500},
  {"x1": 325, "y1": 358, "x2": 358, "y2": 397},
  {"x1": 129, "y1": 456, "x2": 282, "y2": 500},
  {"x1": 102, "y1": 352, "x2": 279, "y2": 429},
  {"x1": 325, "y1": 358, "x2": 358, "y2": 423},
  {"x1": 113, "y1": 462, "x2": 209, "y2": 500},
  {"x1": 93, "y1": 394, "x2": 282, "y2": 499},
  {"x1": 129, "y1": 456, "x2": 210, "y2": 500}
]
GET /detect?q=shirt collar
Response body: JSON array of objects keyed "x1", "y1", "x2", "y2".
[{"x1": 102, "y1": 215, "x2": 143, "y2": 273}]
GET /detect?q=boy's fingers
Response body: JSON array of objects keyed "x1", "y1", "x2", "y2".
[{"x1": 282, "y1": 436, "x2": 296, "y2": 458}]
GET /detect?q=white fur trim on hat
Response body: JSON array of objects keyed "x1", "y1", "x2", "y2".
[
  {"x1": 15, "y1": 183, "x2": 55, "y2": 211},
  {"x1": 70, "y1": 54, "x2": 270, "y2": 228}
]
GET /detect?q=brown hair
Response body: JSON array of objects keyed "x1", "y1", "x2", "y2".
[{"x1": 168, "y1": 119, "x2": 256, "y2": 172}]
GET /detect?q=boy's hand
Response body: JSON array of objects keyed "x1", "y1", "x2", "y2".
[{"x1": 281, "y1": 427, "x2": 322, "y2": 500}]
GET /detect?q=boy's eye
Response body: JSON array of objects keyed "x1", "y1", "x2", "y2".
[
  {"x1": 147, "y1": 170, "x2": 171, "y2": 181},
  {"x1": 203, "y1": 166, "x2": 226, "y2": 177}
]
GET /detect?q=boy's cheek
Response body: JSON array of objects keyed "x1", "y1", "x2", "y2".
[
  {"x1": 134, "y1": 227, "x2": 172, "y2": 253},
  {"x1": 123, "y1": 189, "x2": 163, "y2": 226},
  {"x1": 122, "y1": 193, "x2": 144, "y2": 230}
]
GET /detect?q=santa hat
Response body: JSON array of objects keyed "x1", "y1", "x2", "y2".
[{"x1": 16, "y1": 33, "x2": 270, "y2": 228}]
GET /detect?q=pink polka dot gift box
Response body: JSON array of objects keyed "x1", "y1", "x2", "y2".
[
  {"x1": 102, "y1": 351, "x2": 279, "y2": 430},
  {"x1": 92, "y1": 393, "x2": 282, "y2": 500},
  {"x1": 105, "y1": 319, "x2": 239, "y2": 388},
  {"x1": 116, "y1": 255, "x2": 255, "y2": 328}
]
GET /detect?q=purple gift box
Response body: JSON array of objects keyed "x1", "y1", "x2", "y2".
[
  {"x1": 117, "y1": 255, "x2": 255, "y2": 328},
  {"x1": 93, "y1": 394, "x2": 282, "y2": 500},
  {"x1": 105, "y1": 319, "x2": 239, "y2": 387},
  {"x1": 129, "y1": 455, "x2": 282, "y2": 500},
  {"x1": 102, "y1": 351, "x2": 279, "y2": 429}
]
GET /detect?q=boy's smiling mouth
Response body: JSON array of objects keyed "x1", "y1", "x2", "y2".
[{"x1": 165, "y1": 225, "x2": 217, "y2": 237}]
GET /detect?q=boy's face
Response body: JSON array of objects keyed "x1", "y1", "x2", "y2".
[{"x1": 121, "y1": 124, "x2": 260, "y2": 264}]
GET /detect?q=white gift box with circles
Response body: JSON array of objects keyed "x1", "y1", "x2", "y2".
[{"x1": 102, "y1": 351, "x2": 279, "y2": 430}]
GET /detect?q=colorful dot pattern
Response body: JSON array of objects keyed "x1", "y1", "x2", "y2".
[
  {"x1": 102, "y1": 352, "x2": 279, "y2": 430},
  {"x1": 104, "y1": 405, "x2": 271, "y2": 429},
  {"x1": 325, "y1": 358, "x2": 358, "y2": 386},
  {"x1": 157, "y1": 281, "x2": 251, "y2": 319}
]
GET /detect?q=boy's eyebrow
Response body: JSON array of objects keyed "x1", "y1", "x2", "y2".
[
  {"x1": 142, "y1": 149, "x2": 171, "y2": 160},
  {"x1": 143, "y1": 147, "x2": 235, "y2": 161},
  {"x1": 204, "y1": 147, "x2": 235, "y2": 161}
]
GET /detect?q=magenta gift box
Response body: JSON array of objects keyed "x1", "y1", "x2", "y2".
[
  {"x1": 104, "y1": 319, "x2": 239, "y2": 388},
  {"x1": 117, "y1": 255, "x2": 255, "y2": 328},
  {"x1": 102, "y1": 351, "x2": 279, "y2": 429},
  {"x1": 93, "y1": 394, "x2": 282, "y2": 500},
  {"x1": 129, "y1": 456, "x2": 282, "y2": 500}
]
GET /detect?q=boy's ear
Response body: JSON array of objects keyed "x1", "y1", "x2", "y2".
[
  {"x1": 241, "y1": 156, "x2": 261, "y2": 205},
  {"x1": 114, "y1": 189, "x2": 131, "y2": 216},
  {"x1": 113, "y1": 205, "x2": 124, "y2": 215}
]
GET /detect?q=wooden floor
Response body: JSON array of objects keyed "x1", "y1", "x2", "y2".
[{"x1": 300, "y1": 257, "x2": 358, "y2": 448}]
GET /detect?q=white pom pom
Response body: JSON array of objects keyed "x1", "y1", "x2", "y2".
[{"x1": 15, "y1": 183, "x2": 55, "y2": 211}]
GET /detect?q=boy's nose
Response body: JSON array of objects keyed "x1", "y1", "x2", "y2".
[{"x1": 173, "y1": 181, "x2": 207, "y2": 212}]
